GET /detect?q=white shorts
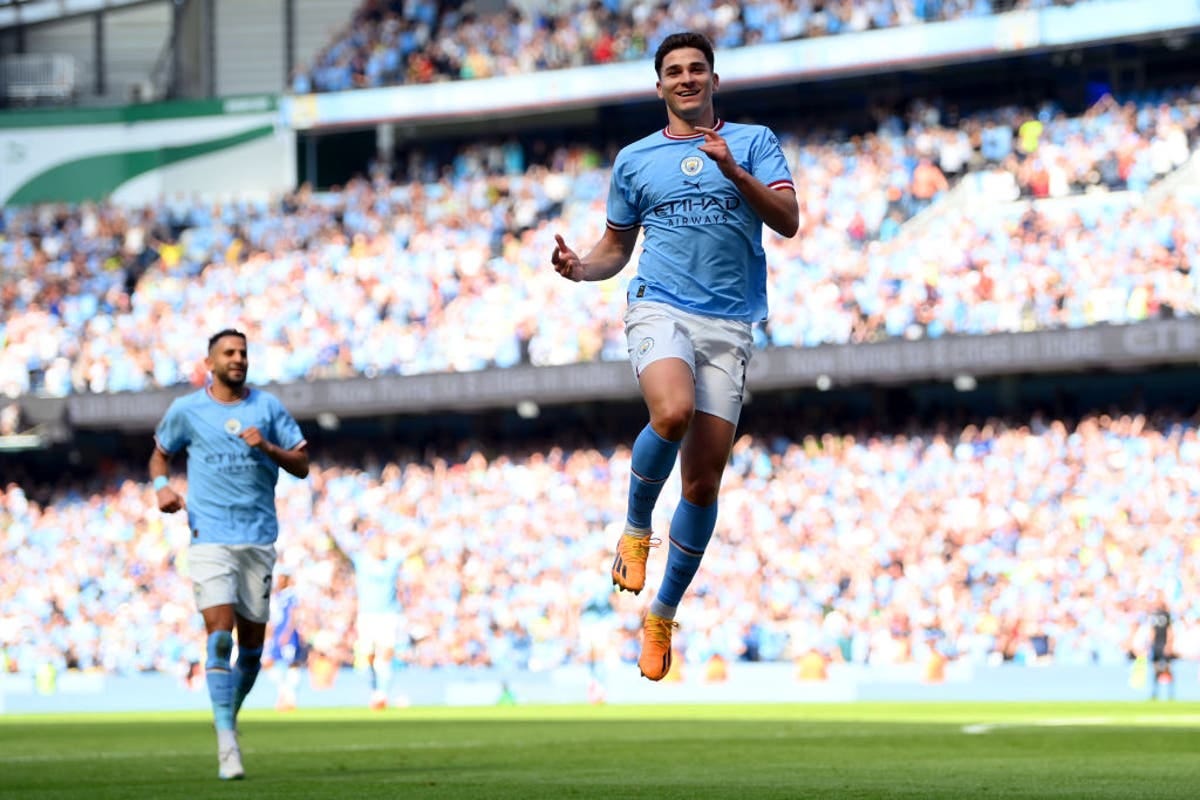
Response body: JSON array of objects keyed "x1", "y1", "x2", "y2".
[
  {"x1": 188, "y1": 544, "x2": 276, "y2": 623},
  {"x1": 357, "y1": 612, "x2": 402, "y2": 653},
  {"x1": 624, "y1": 301, "x2": 754, "y2": 425}
]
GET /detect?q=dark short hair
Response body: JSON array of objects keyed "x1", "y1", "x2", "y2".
[
  {"x1": 208, "y1": 328, "x2": 247, "y2": 352},
  {"x1": 654, "y1": 32, "x2": 715, "y2": 76}
]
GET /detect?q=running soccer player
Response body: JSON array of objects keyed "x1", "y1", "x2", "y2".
[
  {"x1": 150, "y1": 328, "x2": 309, "y2": 779},
  {"x1": 550, "y1": 31, "x2": 798, "y2": 681},
  {"x1": 264, "y1": 570, "x2": 303, "y2": 712}
]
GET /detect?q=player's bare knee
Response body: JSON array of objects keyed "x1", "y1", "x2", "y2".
[
  {"x1": 236, "y1": 619, "x2": 268, "y2": 650},
  {"x1": 681, "y1": 476, "x2": 720, "y2": 506},
  {"x1": 652, "y1": 404, "x2": 694, "y2": 441},
  {"x1": 202, "y1": 605, "x2": 237, "y2": 633}
]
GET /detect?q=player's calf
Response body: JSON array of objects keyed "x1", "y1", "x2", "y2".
[{"x1": 233, "y1": 646, "x2": 263, "y2": 725}]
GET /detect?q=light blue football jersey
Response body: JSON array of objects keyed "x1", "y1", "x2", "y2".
[
  {"x1": 155, "y1": 387, "x2": 306, "y2": 545},
  {"x1": 353, "y1": 554, "x2": 404, "y2": 614},
  {"x1": 607, "y1": 119, "x2": 795, "y2": 322}
]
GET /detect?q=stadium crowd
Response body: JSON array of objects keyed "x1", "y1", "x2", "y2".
[
  {"x1": 1, "y1": 409, "x2": 1196, "y2": 680},
  {"x1": 294, "y1": 0, "x2": 1098, "y2": 93},
  {"x1": 2, "y1": 90, "x2": 1197, "y2": 399}
]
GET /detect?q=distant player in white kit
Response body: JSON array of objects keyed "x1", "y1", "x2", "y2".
[
  {"x1": 150, "y1": 329, "x2": 309, "y2": 779},
  {"x1": 551, "y1": 31, "x2": 798, "y2": 680}
]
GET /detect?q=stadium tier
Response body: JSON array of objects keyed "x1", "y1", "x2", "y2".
[
  {"x1": 2, "y1": 404, "x2": 1198, "y2": 678},
  {"x1": 1, "y1": 90, "x2": 1197, "y2": 398},
  {"x1": 294, "y1": 0, "x2": 1102, "y2": 93}
]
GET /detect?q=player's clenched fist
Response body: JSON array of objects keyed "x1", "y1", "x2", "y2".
[
  {"x1": 156, "y1": 483, "x2": 184, "y2": 513},
  {"x1": 551, "y1": 234, "x2": 585, "y2": 281},
  {"x1": 240, "y1": 426, "x2": 266, "y2": 450}
]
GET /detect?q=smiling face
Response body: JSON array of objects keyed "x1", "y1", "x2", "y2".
[
  {"x1": 656, "y1": 46, "x2": 718, "y2": 129},
  {"x1": 206, "y1": 334, "x2": 248, "y2": 391}
]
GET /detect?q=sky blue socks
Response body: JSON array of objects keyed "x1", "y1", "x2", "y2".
[
  {"x1": 232, "y1": 646, "x2": 262, "y2": 717},
  {"x1": 651, "y1": 498, "x2": 718, "y2": 618},
  {"x1": 206, "y1": 630, "x2": 235, "y2": 731},
  {"x1": 627, "y1": 424, "x2": 681, "y2": 530}
]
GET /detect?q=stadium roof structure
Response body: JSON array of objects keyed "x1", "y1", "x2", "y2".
[{"x1": 0, "y1": 0, "x2": 161, "y2": 29}]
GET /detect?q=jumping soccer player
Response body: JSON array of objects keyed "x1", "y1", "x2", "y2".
[{"x1": 550, "y1": 31, "x2": 798, "y2": 680}]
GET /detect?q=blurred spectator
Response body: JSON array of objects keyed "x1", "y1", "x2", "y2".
[
  {"x1": 2, "y1": 409, "x2": 1199, "y2": 677},
  {"x1": 1, "y1": 401, "x2": 23, "y2": 436},
  {"x1": 293, "y1": 0, "x2": 1098, "y2": 94},
  {"x1": 910, "y1": 157, "x2": 950, "y2": 212},
  {"x1": 2, "y1": 90, "x2": 1197, "y2": 399}
]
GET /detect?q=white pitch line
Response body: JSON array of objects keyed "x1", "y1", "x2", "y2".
[
  {"x1": 1130, "y1": 713, "x2": 1200, "y2": 724},
  {"x1": 962, "y1": 714, "x2": 1200, "y2": 735},
  {"x1": 961, "y1": 717, "x2": 1115, "y2": 734}
]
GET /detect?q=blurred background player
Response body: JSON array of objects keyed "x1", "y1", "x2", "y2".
[
  {"x1": 1148, "y1": 593, "x2": 1176, "y2": 701},
  {"x1": 551, "y1": 31, "x2": 797, "y2": 680},
  {"x1": 331, "y1": 525, "x2": 406, "y2": 709},
  {"x1": 149, "y1": 328, "x2": 309, "y2": 779},
  {"x1": 264, "y1": 570, "x2": 304, "y2": 712}
]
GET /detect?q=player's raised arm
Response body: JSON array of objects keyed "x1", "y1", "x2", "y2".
[
  {"x1": 551, "y1": 227, "x2": 639, "y2": 283},
  {"x1": 695, "y1": 125, "x2": 799, "y2": 239}
]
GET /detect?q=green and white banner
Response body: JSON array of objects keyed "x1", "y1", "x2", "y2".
[{"x1": 0, "y1": 95, "x2": 294, "y2": 206}]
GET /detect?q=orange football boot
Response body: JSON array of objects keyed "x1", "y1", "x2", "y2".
[
  {"x1": 611, "y1": 532, "x2": 658, "y2": 594},
  {"x1": 638, "y1": 612, "x2": 678, "y2": 681}
]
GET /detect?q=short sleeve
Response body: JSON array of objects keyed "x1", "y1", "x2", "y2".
[
  {"x1": 154, "y1": 399, "x2": 190, "y2": 455},
  {"x1": 750, "y1": 127, "x2": 795, "y2": 192},
  {"x1": 605, "y1": 152, "x2": 640, "y2": 231},
  {"x1": 270, "y1": 395, "x2": 306, "y2": 451}
]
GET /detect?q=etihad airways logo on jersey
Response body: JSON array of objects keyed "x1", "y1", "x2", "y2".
[
  {"x1": 203, "y1": 450, "x2": 263, "y2": 474},
  {"x1": 652, "y1": 195, "x2": 740, "y2": 226}
]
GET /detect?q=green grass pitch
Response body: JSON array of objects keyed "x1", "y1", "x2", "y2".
[{"x1": 3, "y1": 703, "x2": 1198, "y2": 799}]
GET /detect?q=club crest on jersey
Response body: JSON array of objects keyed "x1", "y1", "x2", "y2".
[
  {"x1": 680, "y1": 155, "x2": 704, "y2": 177},
  {"x1": 224, "y1": 418, "x2": 243, "y2": 435}
]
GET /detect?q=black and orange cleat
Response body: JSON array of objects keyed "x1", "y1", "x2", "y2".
[
  {"x1": 638, "y1": 612, "x2": 678, "y2": 681},
  {"x1": 611, "y1": 531, "x2": 658, "y2": 594}
]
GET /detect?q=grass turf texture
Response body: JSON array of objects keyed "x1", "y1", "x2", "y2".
[{"x1": 2, "y1": 703, "x2": 1198, "y2": 799}]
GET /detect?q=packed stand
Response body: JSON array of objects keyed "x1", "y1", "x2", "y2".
[
  {"x1": 1, "y1": 91, "x2": 1198, "y2": 399},
  {"x1": 293, "y1": 0, "x2": 1095, "y2": 94},
  {"x1": 2, "y1": 410, "x2": 1197, "y2": 680}
]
